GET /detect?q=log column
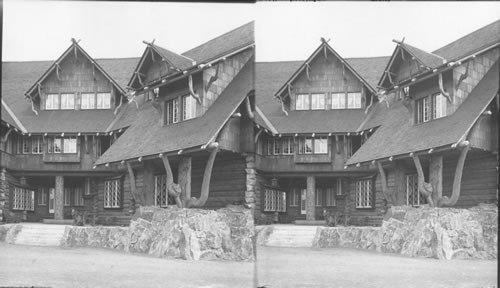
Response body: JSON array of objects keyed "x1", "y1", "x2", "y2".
[
  {"x1": 54, "y1": 176, "x2": 64, "y2": 220},
  {"x1": 178, "y1": 157, "x2": 192, "y2": 204},
  {"x1": 306, "y1": 176, "x2": 316, "y2": 221},
  {"x1": 143, "y1": 162, "x2": 155, "y2": 206},
  {"x1": 429, "y1": 155, "x2": 443, "y2": 205}
]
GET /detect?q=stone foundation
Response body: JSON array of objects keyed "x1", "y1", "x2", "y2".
[
  {"x1": 313, "y1": 204, "x2": 497, "y2": 260},
  {"x1": 62, "y1": 205, "x2": 255, "y2": 261}
]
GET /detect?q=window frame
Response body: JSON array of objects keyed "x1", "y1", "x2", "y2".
[
  {"x1": 347, "y1": 92, "x2": 362, "y2": 109},
  {"x1": 63, "y1": 137, "x2": 77, "y2": 154},
  {"x1": 103, "y1": 178, "x2": 122, "y2": 209},
  {"x1": 182, "y1": 94, "x2": 197, "y2": 121},
  {"x1": 38, "y1": 187, "x2": 47, "y2": 206},
  {"x1": 46, "y1": 94, "x2": 60, "y2": 110},
  {"x1": 416, "y1": 92, "x2": 448, "y2": 124},
  {"x1": 331, "y1": 92, "x2": 346, "y2": 109},
  {"x1": 31, "y1": 136, "x2": 43, "y2": 154},
  {"x1": 314, "y1": 137, "x2": 328, "y2": 154},
  {"x1": 289, "y1": 188, "x2": 299, "y2": 207},
  {"x1": 13, "y1": 187, "x2": 35, "y2": 211},
  {"x1": 22, "y1": 136, "x2": 30, "y2": 154},
  {"x1": 60, "y1": 93, "x2": 75, "y2": 110},
  {"x1": 315, "y1": 188, "x2": 323, "y2": 207},
  {"x1": 96, "y1": 93, "x2": 111, "y2": 109},
  {"x1": 295, "y1": 94, "x2": 310, "y2": 110},
  {"x1": 282, "y1": 137, "x2": 294, "y2": 155},
  {"x1": 81, "y1": 93, "x2": 96, "y2": 110},
  {"x1": 154, "y1": 174, "x2": 170, "y2": 208},
  {"x1": 406, "y1": 174, "x2": 425, "y2": 207},
  {"x1": 355, "y1": 178, "x2": 374, "y2": 209},
  {"x1": 311, "y1": 93, "x2": 326, "y2": 110}
]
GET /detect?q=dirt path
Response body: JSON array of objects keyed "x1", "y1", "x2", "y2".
[
  {"x1": 256, "y1": 246, "x2": 497, "y2": 288},
  {"x1": 0, "y1": 243, "x2": 254, "y2": 288}
]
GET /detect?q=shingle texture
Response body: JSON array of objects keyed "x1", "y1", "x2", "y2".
[
  {"x1": 347, "y1": 60, "x2": 499, "y2": 165},
  {"x1": 401, "y1": 43, "x2": 445, "y2": 68},
  {"x1": 1, "y1": 103, "x2": 19, "y2": 129},
  {"x1": 182, "y1": 21, "x2": 254, "y2": 63},
  {"x1": 1, "y1": 58, "x2": 139, "y2": 133},
  {"x1": 95, "y1": 58, "x2": 254, "y2": 165},
  {"x1": 151, "y1": 44, "x2": 194, "y2": 70}
]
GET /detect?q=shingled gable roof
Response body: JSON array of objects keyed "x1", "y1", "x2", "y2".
[
  {"x1": 182, "y1": 21, "x2": 254, "y2": 64},
  {"x1": 1, "y1": 99, "x2": 26, "y2": 132},
  {"x1": 346, "y1": 59, "x2": 499, "y2": 166},
  {"x1": 433, "y1": 19, "x2": 500, "y2": 61},
  {"x1": 95, "y1": 57, "x2": 254, "y2": 166},
  {"x1": 255, "y1": 55, "x2": 389, "y2": 134},
  {"x1": 275, "y1": 41, "x2": 379, "y2": 100},
  {"x1": 2, "y1": 58, "x2": 139, "y2": 133},
  {"x1": 25, "y1": 41, "x2": 130, "y2": 99}
]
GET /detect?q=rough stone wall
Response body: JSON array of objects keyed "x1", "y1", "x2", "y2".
[
  {"x1": 62, "y1": 205, "x2": 255, "y2": 261},
  {"x1": 313, "y1": 204, "x2": 497, "y2": 260},
  {"x1": 245, "y1": 154, "x2": 256, "y2": 210},
  {"x1": 0, "y1": 168, "x2": 23, "y2": 223}
]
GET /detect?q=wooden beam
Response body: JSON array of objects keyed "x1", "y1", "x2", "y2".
[
  {"x1": 376, "y1": 161, "x2": 392, "y2": 205},
  {"x1": 412, "y1": 154, "x2": 435, "y2": 207},
  {"x1": 84, "y1": 135, "x2": 88, "y2": 154},
  {"x1": 429, "y1": 155, "x2": 443, "y2": 205},
  {"x1": 438, "y1": 143, "x2": 470, "y2": 207},
  {"x1": 161, "y1": 154, "x2": 182, "y2": 207},
  {"x1": 335, "y1": 135, "x2": 340, "y2": 154},
  {"x1": 254, "y1": 129, "x2": 263, "y2": 144},
  {"x1": 126, "y1": 162, "x2": 142, "y2": 205},
  {"x1": 188, "y1": 74, "x2": 201, "y2": 104},
  {"x1": 186, "y1": 143, "x2": 219, "y2": 208},
  {"x1": 245, "y1": 97, "x2": 254, "y2": 119},
  {"x1": 455, "y1": 61, "x2": 470, "y2": 93},
  {"x1": 438, "y1": 73, "x2": 452, "y2": 103},
  {"x1": 178, "y1": 157, "x2": 192, "y2": 204},
  {"x1": 205, "y1": 63, "x2": 220, "y2": 93}
]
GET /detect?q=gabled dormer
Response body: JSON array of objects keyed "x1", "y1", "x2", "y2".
[
  {"x1": 378, "y1": 38, "x2": 499, "y2": 126},
  {"x1": 275, "y1": 40, "x2": 378, "y2": 114},
  {"x1": 25, "y1": 39, "x2": 129, "y2": 114},
  {"x1": 127, "y1": 23, "x2": 254, "y2": 128}
]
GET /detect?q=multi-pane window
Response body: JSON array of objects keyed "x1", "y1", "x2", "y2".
[
  {"x1": 266, "y1": 138, "x2": 274, "y2": 155},
  {"x1": 96, "y1": 93, "x2": 111, "y2": 109},
  {"x1": 417, "y1": 93, "x2": 447, "y2": 124},
  {"x1": 298, "y1": 137, "x2": 313, "y2": 154},
  {"x1": 38, "y1": 187, "x2": 47, "y2": 206},
  {"x1": 264, "y1": 188, "x2": 286, "y2": 212},
  {"x1": 331, "y1": 93, "x2": 346, "y2": 109},
  {"x1": 282, "y1": 137, "x2": 294, "y2": 155},
  {"x1": 406, "y1": 174, "x2": 425, "y2": 207},
  {"x1": 315, "y1": 188, "x2": 323, "y2": 207},
  {"x1": 22, "y1": 137, "x2": 30, "y2": 154},
  {"x1": 46, "y1": 94, "x2": 59, "y2": 110},
  {"x1": 299, "y1": 137, "x2": 327, "y2": 154},
  {"x1": 32, "y1": 136, "x2": 43, "y2": 154},
  {"x1": 154, "y1": 175, "x2": 168, "y2": 207},
  {"x1": 60, "y1": 94, "x2": 75, "y2": 109},
  {"x1": 273, "y1": 138, "x2": 281, "y2": 155},
  {"x1": 63, "y1": 138, "x2": 77, "y2": 153},
  {"x1": 355, "y1": 179, "x2": 373, "y2": 208},
  {"x1": 74, "y1": 187, "x2": 84, "y2": 206},
  {"x1": 166, "y1": 98, "x2": 179, "y2": 125},
  {"x1": 314, "y1": 137, "x2": 328, "y2": 154},
  {"x1": 13, "y1": 187, "x2": 35, "y2": 211},
  {"x1": 311, "y1": 93, "x2": 325, "y2": 110},
  {"x1": 347, "y1": 92, "x2": 362, "y2": 109},
  {"x1": 290, "y1": 188, "x2": 299, "y2": 207},
  {"x1": 295, "y1": 94, "x2": 310, "y2": 110},
  {"x1": 48, "y1": 137, "x2": 62, "y2": 153},
  {"x1": 81, "y1": 93, "x2": 95, "y2": 109},
  {"x1": 182, "y1": 95, "x2": 197, "y2": 120},
  {"x1": 64, "y1": 188, "x2": 71, "y2": 206},
  {"x1": 104, "y1": 179, "x2": 121, "y2": 208},
  {"x1": 326, "y1": 188, "x2": 336, "y2": 206},
  {"x1": 433, "y1": 93, "x2": 447, "y2": 120},
  {"x1": 335, "y1": 178, "x2": 343, "y2": 196}
]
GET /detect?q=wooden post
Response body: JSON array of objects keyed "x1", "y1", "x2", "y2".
[
  {"x1": 335, "y1": 135, "x2": 340, "y2": 153},
  {"x1": 306, "y1": 176, "x2": 316, "y2": 221},
  {"x1": 376, "y1": 161, "x2": 392, "y2": 205},
  {"x1": 393, "y1": 161, "x2": 406, "y2": 206},
  {"x1": 178, "y1": 157, "x2": 192, "y2": 203},
  {"x1": 187, "y1": 143, "x2": 219, "y2": 208},
  {"x1": 161, "y1": 154, "x2": 183, "y2": 207},
  {"x1": 142, "y1": 161, "x2": 155, "y2": 205},
  {"x1": 412, "y1": 154, "x2": 434, "y2": 207},
  {"x1": 429, "y1": 155, "x2": 443, "y2": 205},
  {"x1": 439, "y1": 143, "x2": 470, "y2": 207},
  {"x1": 126, "y1": 162, "x2": 142, "y2": 205},
  {"x1": 54, "y1": 176, "x2": 64, "y2": 220}
]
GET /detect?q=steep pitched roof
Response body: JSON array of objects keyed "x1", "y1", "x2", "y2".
[
  {"x1": 95, "y1": 57, "x2": 254, "y2": 165},
  {"x1": 182, "y1": 21, "x2": 254, "y2": 63},
  {"x1": 347, "y1": 60, "x2": 499, "y2": 165},
  {"x1": 255, "y1": 56, "x2": 389, "y2": 134},
  {"x1": 1, "y1": 58, "x2": 139, "y2": 133},
  {"x1": 401, "y1": 42, "x2": 445, "y2": 68},
  {"x1": 433, "y1": 19, "x2": 500, "y2": 61},
  {"x1": 151, "y1": 44, "x2": 195, "y2": 70},
  {"x1": 1, "y1": 99, "x2": 24, "y2": 131}
]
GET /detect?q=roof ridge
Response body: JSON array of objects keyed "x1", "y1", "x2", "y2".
[
  {"x1": 402, "y1": 42, "x2": 446, "y2": 60},
  {"x1": 433, "y1": 19, "x2": 500, "y2": 54},
  {"x1": 182, "y1": 21, "x2": 253, "y2": 56},
  {"x1": 151, "y1": 43, "x2": 195, "y2": 63}
]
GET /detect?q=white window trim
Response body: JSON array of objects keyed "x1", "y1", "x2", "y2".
[
  {"x1": 60, "y1": 93, "x2": 75, "y2": 110},
  {"x1": 154, "y1": 174, "x2": 169, "y2": 207},
  {"x1": 347, "y1": 92, "x2": 362, "y2": 109},
  {"x1": 355, "y1": 179, "x2": 373, "y2": 209},
  {"x1": 311, "y1": 93, "x2": 326, "y2": 110},
  {"x1": 96, "y1": 93, "x2": 111, "y2": 109},
  {"x1": 104, "y1": 179, "x2": 121, "y2": 208}
]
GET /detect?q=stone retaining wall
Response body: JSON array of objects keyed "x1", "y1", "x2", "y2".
[
  {"x1": 313, "y1": 204, "x2": 497, "y2": 260},
  {"x1": 62, "y1": 205, "x2": 255, "y2": 261}
]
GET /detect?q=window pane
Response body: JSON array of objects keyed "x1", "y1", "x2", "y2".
[
  {"x1": 347, "y1": 92, "x2": 361, "y2": 109},
  {"x1": 314, "y1": 137, "x2": 328, "y2": 154},
  {"x1": 97, "y1": 93, "x2": 111, "y2": 109},
  {"x1": 32, "y1": 136, "x2": 42, "y2": 154},
  {"x1": 331, "y1": 93, "x2": 345, "y2": 109},
  {"x1": 296, "y1": 94, "x2": 309, "y2": 110},
  {"x1": 54, "y1": 138, "x2": 62, "y2": 153},
  {"x1": 305, "y1": 138, "x2": 313, "y2": 154},
  {"x1": 64, "y1": 138, "x2": 77, "y2": 153},
  {"x1": 311, "y1": 93, "x2": 325, "y2": 110},
  {"x1": 22, "y1": 137, "x2": 30, "y2": 154},
  {"x1": 182, "y1": 95, "x2": 197, "y2": 120},
  {"x1": 61, "y1": 94, "x2": 75, "y2": 109},
  {"x1": 273, "y1": 138, "x2": 281, "y2": 154},
  {"x1": 46, "y1": 94, "x2": 59, "y2": 110},
  {"x1": 433, "y1": 93, "x2": 447, "y2": 119},
  {"x1": 81, "y1": 93, "x2": 95, "y2": 109}
]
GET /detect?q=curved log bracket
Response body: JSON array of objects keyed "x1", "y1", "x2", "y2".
[
  {"x1": 412, "y1": 154, "x2": 435, "y2": 207},
  {"x1": 245, "y1": 97, "x2": 255, "y2": 119},
  {"x1": 455, "y1": 61, "x2": 470, "y2": 93},
  {"x1": 186, "y1": 143, "x2": 219, "y2": 208},
  {"x1": 161, "y1": 154, "x2": 183, "y2": 208},
  {"x1": 438, "y1": 73, "x2": 452, "y2": 103},
  {"x1": 438, "y1": 142, "x2": 470, "y2": 207},
  {"x1": 126, "y1": 162, "x2": 144, "y2": 206},
  {"x1": 376, "y1": 161, "x2": 393, "y2": 205},
  {"x1": 188, "y1": 74, "x2": 201, "y2": 104},
  {"x1": 205, "y1": 63, "x2": 220, "y2": 93}
]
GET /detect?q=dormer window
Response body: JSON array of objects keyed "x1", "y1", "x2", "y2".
[
  {"x1": 296, "y1": 94, "x2": 310, "y2": 110},
  {"x1": 46, "y1": 94, "x2": 60, "y2": 110},
  {"x1": 96, "y1": 93, "x2": 111, "y2": 109},
  {"x1": 331, "y1": 93, "x2": 346, "y2": 109},
  {"x1": 347, "y1": 92, "x2": 362, "y2": 109},
  {"x1": 166, "y1": 98, "x2": 179, "y2": 125},
  {"x1": 61, "y1": 94, "x2": 75, "y2": 110},
  {"x1": 331, "y1": 92, "x2": 362, "y2": 109},
  {"x1": 311, "y1": 93, "x2": 325, "y2": 110},
  {"x1": 416, "y1": 93, "x2": 447, "y2": 124},
  {"x1": 81, "y1": 93, "x2": 96, "y2": 109}
]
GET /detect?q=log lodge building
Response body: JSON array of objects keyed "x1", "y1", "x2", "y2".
[{"x1": 1, "y1": 20, "x2": 498, "y2": 226}]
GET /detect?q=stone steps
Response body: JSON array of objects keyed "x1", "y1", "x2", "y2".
[
  {"x1": 13, "y1": 224, "x2": 69, "y2": 247},
  {"x1": 265, "y1": 225, "x2": 320, "y2": 248}
]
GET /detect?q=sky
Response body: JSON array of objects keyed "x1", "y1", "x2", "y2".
[{"x1": 2, "y1": 1, "x2": 500, "y2": 63}]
